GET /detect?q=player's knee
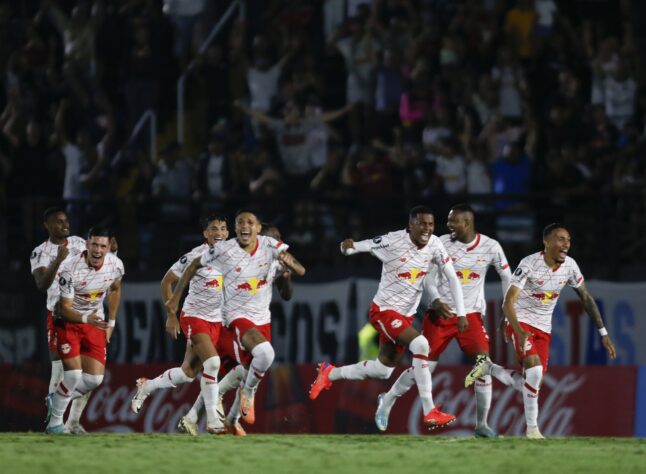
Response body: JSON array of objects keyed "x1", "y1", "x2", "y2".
[
  {"x1": 81, "y1": 373, "x2": 104, "y2": 392},
  {"x1": 374, "y1": 359, "x2": 395, "y2": 379},
  {"x1": 409, "y1": 335, "x2": 430, "y2": 356},
  {"x1": 203, "y1": 356, "x2": 221, "y2": 375},
  {"x1": 524, "y1": 365, "x2": 542, "y2": 389},
  {"x1": 62, "y1": 369, "x2": 83, "y2": 393},
  {"x1": 251, "y1": 341, "x2": 275, "y2": 368}
]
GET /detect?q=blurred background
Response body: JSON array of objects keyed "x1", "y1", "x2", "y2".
[{"x1": 0, "y1": 0, "x2": 645, "y2": 436}]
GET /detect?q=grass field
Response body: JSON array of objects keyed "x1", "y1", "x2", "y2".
[{"x1": 2, "y1": 434, "x2": 645, "y2": 474}]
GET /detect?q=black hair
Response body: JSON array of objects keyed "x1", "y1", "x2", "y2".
[
  {"x1": 409, "y1": 205, "x2": 434, "y2": 220},
  {"x1": 43, "y1": 207, "x2": 66, "y2": 221},
  {"x1": 450, "y1": 203, "x2": 475, "y2": 215},
  {"x1": 235, "y1": 208, "x2": 262, "y2": 223},
  {"x1": 201, "y1": 214, "x2": 228, "y2": 231},
  {"x1": 87, "y1": 226, "x2": 112, "y2": 239},
  {"x1": 542, "y1": 223, "x2": 568, "y2": 239}
]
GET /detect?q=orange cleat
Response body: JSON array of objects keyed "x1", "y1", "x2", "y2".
[
  {"x1": 239, "y1": 388, "x2": 255, "y2": 425},
  {"x1": 309, "y1": 362, "x2": 335, "y2": 400},
  {"x1": 423, "y1": 404, "x2": 456, "y2": 430},
  {"x1": 224, "y1": 419, "x2": 247, "y2": 437}
]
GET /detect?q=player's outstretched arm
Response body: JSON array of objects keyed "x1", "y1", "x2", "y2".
[
  {"x1": 161, "y1": 269, "x2": 181, "y2": 339},
  {"x1": 278, "y1": 251, "x2": 306, "y2": 276},
  {"x1": 166, "y1": 258, "x2": 202, "y2": 315},
  {"x1": 106, "y1": 278, "x2": 122, "y2": 342},
  {"x1": 339, "y1": 238, "x2": 373, "y2": 256},
  {"x1": 574, "y1": 283, "x2": 617, "y2": 359},
  {"x1": 59, "y1": 297, "x2": 108, "y2": 329}
]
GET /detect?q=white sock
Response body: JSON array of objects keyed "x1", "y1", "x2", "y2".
[
  {"x1": 145, "y1": 367, "x2": 194, "y2": 395},
  {"x1": 201, "y1": 356, "x2": 221, "y2": 428},
  {"x1": 244, "y1": 342, "x2": 274, "y2": 394},
  {"x1": 186, "y1": 390, "x2": 203, "y2": 424},
  {"x1": 489, "y1": 363, "x2": 524, "y2": 392},
  {"x1": 409, "y1": 335, "x2": 434, "y2": 414},
  {"x1": 523, "y1": 366, "x2": 542, "y2": 429},
  {"x1": 382, "y1": 367, "x2": 415, "y2": 410},
  {"x1": 49, "y1": 360, "x2": 64, "y2": 394},
  {"x1": 219, "y1": 365, "x2": 246, "y2": 396},
  {"x1": 330, "y1": 359, "x2": 394, "y2": 381},
  {"x1": 474, "y1": 375, "x2": 492, "y2": 428},
  {"x1": 68, "y1": 391, "x2": 91, "y2": 425},
  {"x1": 48, "y1": 369, "x2": 82, "y2": 427}
]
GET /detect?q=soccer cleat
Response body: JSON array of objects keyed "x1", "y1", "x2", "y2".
[
  {"x1": 206, "y1": 426, "x2": 227, "y2": 435},
  {"x1": 46, "y1": 424, "x2": 65, "y2": 435},
  {"x1": 216, "y1": 394, "x2": 226, "y2": 424},
  {"x1": 309, "y1": 362, "x2": 335, "y2": 400},
  {"x1": 130, "y1": 377, "x2": 149, "y2": 414},
  {"x1": 64, "y1": 421, "x2": 88, "y2": 435},
  {"x1": 44, "y1": 393, "x2": 54, "y2": 424},
  {"x1": 423, "y1": 404, "x2": 457, "y2": 430},
  {"x1": 224, "y1": 418, "x2": 247, "y2": 437},
  {"x1": 239, "y1": 388, "x2": 255, "y2": 425},
  {"x1": 375, "y1": 393, "x2": 392, "y2": 432},
  {"x1": 475, "y1": 425, "x2": 498, "y2": 438},
  {"x1": 526, "y1": 426, "x2": 545, "y2": 439},
  {"x1": 464, "y1": 355, "x2": 491, "y2": 388},
  {"x1": 177, "y1": 416, "x2": 199, "y2": 436}
]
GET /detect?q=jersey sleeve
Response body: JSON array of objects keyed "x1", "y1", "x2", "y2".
[
  {"x1": 567, "y1": 259, "x2": 584, "y2": 288},
  {"x1": 491, "y1": 240, "x2": 510, "y2": 273},
  {"x1": 200, "y1": 244, "x2": 222, "y2": 266},
  {"x1": 29, "y1": 247, "x2": 47, "y2": 273},
  {"x1": 115, "y1": 258, "x2": 125, "y2": 280},
  {"x1": 58, "y1": 262, "x2": 74, "y2": 299},
  {"x1": 170, "y1": 252, "x2": 193, "y2": 277},
  {"x1": 354, "y1": 233, "x2": 393, "y2": 261},
  {"x1": 265, "y1": 236, "x2": 289, "y2": 258},
  {"x1": 430, "y1": 238, "x2": 451, "y2": 269},
  {"x1": 510, "y1": 258, "x2": 531, "y2": 289}
]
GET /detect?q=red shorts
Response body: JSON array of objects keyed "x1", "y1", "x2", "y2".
[
  {"x1": 224, "y1": 318, "x2": 272, "y2": 367},
  {"x1": 47, "y1": 311, "x2": 57, "y2": 353},
  {"x1": 55, "y1": 320, "x2": 107, "y2": 365},
  {"x1": 369, "y1": 303, "x2": 413, "y2": 354},
  {"x1": 180, "y1": 312, "x2": 222, "y2": 347},
  {"x1": 506, "y1": 322, "x2": 551, "y2": 373},
  {"x1": 423, "y1": 311, "x2": 490, "y2": 359}
]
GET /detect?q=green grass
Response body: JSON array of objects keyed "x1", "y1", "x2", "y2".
[{"x1": 2, "y1": 434, "x2": 645, "y2": 474}]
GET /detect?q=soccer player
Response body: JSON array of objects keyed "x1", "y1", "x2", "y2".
[
  {"x1": 309, "y1": 206, "x2": 465, "y2": 430},
  {"x1": 130, "y1": 215, "x2": 230, "y2": 434},
  {"x1": 166, "y1": 210, "x2": 305, "y2": 429},
  {"x1": 45, "y1": 226, "x2": 124, "y2": 434},
  {"x1": 374, "y1": 204, "x2": 512, "y2": 437},
  {"x1": 30, "y1": 207, "x2": 90, "y2": 434},
  {"x1": 465, "y1": 223, "x2": 617, "y2": 438}
]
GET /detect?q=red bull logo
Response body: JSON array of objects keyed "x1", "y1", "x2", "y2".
[
  {"x1": 79, "y1": 290, "x2": 104, "y2": 301},
  {"x1": 396, "y1": 268, "x2": 427, "y2": 283},
  {"x1": 456, "y1": 269, "x2": 481, "y2": 284},
  {"x1": 236, "y1": 277, "x2": 267, "y2": 294},
  {"x1": 205, "y1": 276, "x2": 223, "y2": 291},
  {"x1": 531, "y1": 292, "x2": 559, "y2": 304}
]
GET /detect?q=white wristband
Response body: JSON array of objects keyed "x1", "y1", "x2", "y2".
[
  {"x1": 598, "y1": 327, "x2": 608, "y2": 337},
  {"x1": 81, "y1": 313, "x2": 89, "y2": 324},
  {"x1": 108, "y1": 319, "x2": 116, "y2": 328}
]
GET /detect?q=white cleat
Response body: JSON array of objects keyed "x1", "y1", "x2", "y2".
[
  {"x1": 130, "y1": 377, "x2": 149, "y2": 414},
  {"x1": 465, "y1": 355, "x2": 491, "y2": 388},
  {"x1": 526, "y1": 426, "x2": 545, "y2": 439},
  {"x1": 177, "y1": 415, "x2": 198, "y2": 436},
  {"x1": 374, "y1": 393, "x2": 392, "y2": 432},
  {"x1": 216, "y1": 395, "x2": 225, "y2": 424},
  {"x1": 64, "y1": 421, "x2": 88, "y2": 435}
]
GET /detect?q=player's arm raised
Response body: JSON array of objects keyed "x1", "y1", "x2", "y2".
[
  {"x1": 278, "y1": 251, "x2": 305, "y2": 277},
  {"x1": 166, "y1": 258, "x2": 202, "y2": 316},
  {"x1": 502, "y1": 285, "x2": 530, "y2": 351},
  {"x1": 161, "y1": 269, "x2": 181, "y2": 339},
  {"x1": 106, "y1": 278, "x2": 122, "y2": 342},
  {"x1": 440, "y1": 261, "x2": 468, "y2": 332},
  {"x1": 59, "y1": 297, "x2": 108, "y2": 329},
  {"x1": 573, "y1": 283, "x2": 617, "y2": 359},
  {"x1": 32, "y1": 244, "x2": 69, "y2": 290}
]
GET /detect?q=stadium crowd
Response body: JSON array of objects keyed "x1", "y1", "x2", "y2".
[{"x1": 1, "y1": 0, "x2": 645, "y2": 276}]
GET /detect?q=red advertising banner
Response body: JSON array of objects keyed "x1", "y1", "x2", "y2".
[{"x1": 0, "y1": 364, "x2": 636, "y2": 436}]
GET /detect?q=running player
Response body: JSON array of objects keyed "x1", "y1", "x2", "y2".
[
  {"x1": 166, "y1": 210, "x2": 305, "y2": 429},
  {"x1": 30, "y1": 207, "x2": 90, "y2": 434},
  {"x1": 374, "y1": 204, "x2": 511, "y2": 437},
  {"x1": 465, "y1": 223, "x2": 617, "y2": 438},
  {"x1": 45, "y1": 226, "x2": 124, "y2": 434},
  {"x1": 130, "y1": 215, "x2": 229, "y2": 434},
  {"x1": 309, "y1": 206, "x2": 465, "y2": 430}
]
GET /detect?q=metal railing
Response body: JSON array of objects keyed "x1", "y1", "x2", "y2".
[
  {"x1": 111, "y1": 108, "x2": 157, "y2": 165},
  {"x1": 177, "y1": 0, "x2": 244, "y2": 144}
]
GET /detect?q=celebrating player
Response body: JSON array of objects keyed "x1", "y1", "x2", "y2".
[
  {"x1": 130, "y1": 215, "x2": 229, "y2": 434},
  {"x1": 375, "y1": 204, "x2": 512, "y2": 437},
  {"x1": 465, "y1": 223, "x2": 617, "y2": 438},
  {"x1": 309, "y1": 206, "x2": 465, "y2": 430},
  {"x1": 45, "y1": 226, "x2": 124, "y2": 434},
  {"x1": 166, "y1": 210, "x2": 305, "y2": 429},
  {"x1": 30, "y1": 207, "x2": 92, "y2": 434}
]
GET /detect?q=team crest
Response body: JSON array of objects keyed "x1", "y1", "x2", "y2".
[{"x1": 391, "y1": 319, "x2": 402, "y2": 329}]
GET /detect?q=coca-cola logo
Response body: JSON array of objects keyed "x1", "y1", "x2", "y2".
[{"x1": 406, "y1": 371, "x2": 585, "y2": 436}]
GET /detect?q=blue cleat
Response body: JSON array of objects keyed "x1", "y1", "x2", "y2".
[
  {"x1": 475, "y1": 425, "x2": 498, "y2": 438},
  {"x1": 46, "y1": 424, "x2": 65, "y2": 435},
  {"x1": 44, "y1": 393, "x2": 54, "y2": 425},
  {"x1": 375, "y1": 393, "x2": 391, "y2": 432}
]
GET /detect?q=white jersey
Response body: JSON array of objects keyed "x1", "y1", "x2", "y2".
[
  {"x1": 170, "y1": 243, "x2": 223, "y2": 322},
  {"x1": 58, "y1": 252, "x2": 125, "y2": 318},
  {"x1": 200, "y1": 235, "x2": 288, "y2": 325},
  {"x1": 30, "y1": 236, "x2": 87, "y2": 311},
  {"x1": 510, "y1": 252, "x2": 584, "y2": 333},
  {"x1": 429, "y1": 233, "x2": 510, "y2": 315},
  {"x1": 361, "y1": 230, "x2": 451, "y2": 316}
]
